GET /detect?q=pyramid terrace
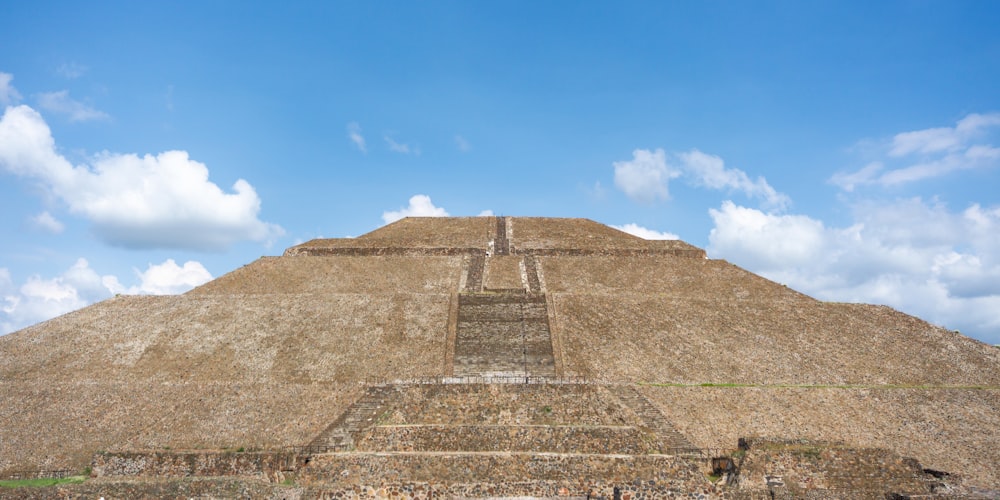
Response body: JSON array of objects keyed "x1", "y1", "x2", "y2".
[{"x1": 1, "y1": 217, "x2": 998, "y2": 498}]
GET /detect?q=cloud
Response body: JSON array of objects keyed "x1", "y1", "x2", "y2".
[
  {"x1": 384, "y1": 135, "x2": 419, "y2": 155},
  {"x1": 36, "y1": 90, "x2": 109, "y2": 122},
  {"x1": 0, "y1": 72, "x2": 21, "y2": 105},
  {"x1": 56, "y1": 62, "x2": 88, "y2": 79},
  {"x1": 832, "y1": 113, "x2": 1000, "y2": 190},
  {"x1": 613, "y1": 148, "x2": 787, "y2": 210},
  {"x1": 30, "y1": 211, "x2": 64, "y2": 233},
  {"x1": 1, "y1": 258, "x2": 212, "y2": 334},
  {"x1": 477, "y1": 210, "x2": 494, "y2": 217},
  {"x1": 455, "y1": 135, "x2": 471, "y2": 152},
  {"x1": 613, "y1": 148, "x2": 679, "y2": 203},
  {"x1": 382, "y1": 194, "x2": 449, "y2": 224},
  {"x1": 0, "y1": 105, "x2": 284, "y2": 250},
  {"x1": 706, "y1": 198, "x2": 1000, "y2": 343},
  {"x1": 1, "y1": 259, "x2": 98, "y2": 334},
  {"x1": 612, "y1": 223, "x2": 679, "y2": 240},
  {"x1": 347, "y1": 122, "x2": 366, "y2": 153},
  {"x1": 679, "y1": 150, "x2": 790, "y2": 210},
  {"x1": 106, "y1": 259, "x2": 213, "y2": 295}
]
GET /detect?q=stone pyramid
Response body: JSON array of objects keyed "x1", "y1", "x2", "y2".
[{"x1": 1, "y1": 216, "x2": 998, "y2": 498}]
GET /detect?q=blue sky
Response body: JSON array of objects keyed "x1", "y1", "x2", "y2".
[{"x1": 2, "y1": 1, "x2": 1000, "y2": 342}]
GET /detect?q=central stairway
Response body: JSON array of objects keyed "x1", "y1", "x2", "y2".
[
  {"x1": 300, "y1": 216, "x2": 708, "y2": 495},
  {"x1": 454, "y1": 292, "x2": 555, "y2": 377}
]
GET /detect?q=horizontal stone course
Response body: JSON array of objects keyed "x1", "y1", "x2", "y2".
[
  {"x1": 356, "y1": 425, "x2": 656, "y2": 454},
  {"x1": 379, "y1": 384, "x2": 641, "y2": 427},
  {"x1": 297, "y1": 451, "x2": 708, "y2": 487},
  {"x1": 92, "y1": 450, "x2": 297, "y2": 479},
  {"x1": 736, "y1": 438, "x2": 933, "y2": 497}
]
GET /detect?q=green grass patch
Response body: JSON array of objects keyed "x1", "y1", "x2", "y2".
[{"x1": 0, "y1": 476, "x2": 86, "y2": 489}]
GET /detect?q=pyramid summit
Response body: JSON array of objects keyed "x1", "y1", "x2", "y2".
[{"x1": 1, "y1": 216, "x2": 998, "y2": 497}]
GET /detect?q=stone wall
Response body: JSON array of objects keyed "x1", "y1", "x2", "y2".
[
  {"x1": 735, "y1": 438, "x2": 933, "y2": 497},
  {"x1": 378, "y1": 383, "x2": 640, "y2": 427},
  {"x1": 357, "y1": 425, "x2": 655, "y2": 454},
  {"x1": 297, "y1": 452, "x2": 715, "y2": 492},
  {"x1": 284, "y1": 246, "x2": 483, "y2": 257},
  {"x1": 91, "y1": 450, "x2": 297, "y2": 480}
]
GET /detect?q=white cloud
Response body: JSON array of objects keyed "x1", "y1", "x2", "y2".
[
  {"x1": 1, "y1": 258, "x2": 212, "y2": 335},
  {"x1": 829, "y1": 162, "x2": 883, "y2": 192},
  {"x1": 36, "y1": 90, "x2": 109, "y2": 122},
  {"x1": 106, "y1": 259, "x2": 213, "y2": 295},
  {"x1": 707, "y1": 198, "x2": 1000, "y2": 343},
  {"x1": 613, "y1": 148, "x2": 679, "y2": 203},
  {"x1": 384, "y1": 135, "x2": 419, "y2": 155},
  {"x1": 890, "y1": 113, "x2": 1000, "y2": 157},
  {"x1": 0, "y1": 105, "x2": 284, "y2": 250},
  {"x1": 30, "y1": 211, "x2": 64, "y2": 233},
  {"x1": 612, "y1": 148, "x2": 787, "y2": 210},
  {"x1": 382, "y1": 194, "x2": 449, "y2": 224},
  {"x1": 455, "y1": 135, "x2": 471, "y2": 152},
  {"x1": 477, "y1": 210, "x2": 495, "y2": 217},
  {"x1": 0, "y1": 72, "x2": 21, "y2": 105},
  {"x1": 347, "y1": 122, "x2": 366, "y2": 153},
  {"x1": 833, "y1": 113, "x2": 1000, "y2": 190},
  {"x1": 679, "y1": 150, "x2": 790, "y2": 210},
  {"x1": 612, "y1": 223, "x2": 678, "y2": 240},
  {"x1": 2, "y1": 259, "x2": 115, "y2": 334}
]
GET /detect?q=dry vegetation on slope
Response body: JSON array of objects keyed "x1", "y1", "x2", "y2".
[
  {"x1": 0, "y1": 285, "x2": 453, "y2": 472},
  {"x1": 512, "y1": 217, "x2": 701, "y2": 254},
  {"x1": 542, "y1": 255, "x2": 999, "y2": 385},
  {"x1": 191, "y1": 255, "x2": 464, "y2": 295},
  {"x1": 2, "y1": 217, "x2": 998, "y2": 491},
  {"x1": 554, "y1": 292, "x2": 1000, "y2": 385},
  {"x1": 286, "y1": 217, "x2": 493, "y2": 254},
  {"x1": 643, "y1": 386, "x2": 1000, "y2": 487}
]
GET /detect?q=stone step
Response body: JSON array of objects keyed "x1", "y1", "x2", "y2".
[
  {"x1": 456, "y1": 321, "x2": 550, "y2": 337},
  {"x1": 356, "y1": 425, "x2": 657, "y2": 454},
  {"x1": 453, "y1": 288, "x2": 556, "y2": 377},
  {"x1": 494, "y1": 216, "x2": 510, "y2": 255},
  {"x1": 457, "y1": 306, "x2": 548, "y2": 322},
  {"x1": 464, "y1": 254, "x2": 485, "y2": 293},
  {"x1": 524, "y1": 255, "x2": 542, "y2": 292},
  {"x1": 295, "y1": 451, "x2": 709, "y2": 492},
  {"x1": 459, "y1": 293, "x2": 546, "y2": 306},
  {"x1": 612, "y1": 386, "x2": 695, "y2": 452},
  {"x1": 308, "y1": 386, "x2": 400, "y2": 451}
]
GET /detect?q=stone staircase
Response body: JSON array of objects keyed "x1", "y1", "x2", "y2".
[
  {"x1": 612, "y1": 385, "x2": 697, "y2": 453},
  {"x1": 495, "y1": 216, "x2": 510, "y2": 255},
  {"x1": 454, "y1": 292, "x2": 555, "y2": 377},
  {"x1": 307, "y1": 385, "x2": 399, "y2": 451},
  {"x1": 524, "y1": 255, "x2": 542, "y2": 292},
  {"x1": 464, "y1": 253, "x2": 485, "y2": 292}
]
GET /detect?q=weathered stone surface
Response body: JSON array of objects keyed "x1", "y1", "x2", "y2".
[{"x1": 1, "y1": 216, "x2": 998, "y2": 495}]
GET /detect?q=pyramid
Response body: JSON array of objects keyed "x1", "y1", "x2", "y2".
[{"x1": 1, "y1": 216, "x2": 998, "y2": 497}]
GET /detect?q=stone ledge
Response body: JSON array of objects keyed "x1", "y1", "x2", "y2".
[{"x1": 356, "y1": 424, "x2": 656, "y2": 454}]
